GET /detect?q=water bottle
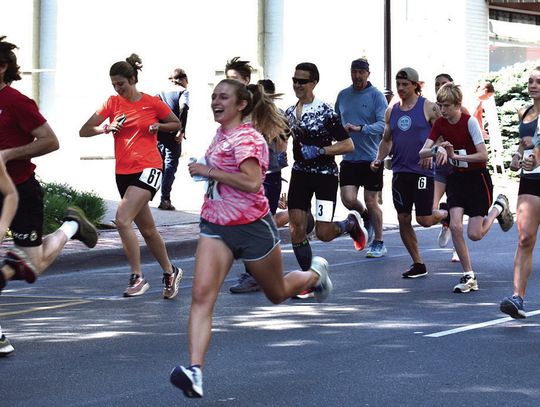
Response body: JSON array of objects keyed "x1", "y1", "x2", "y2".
[{"x1": 189, "y1": 157, "x2": 208, "y2": 182}]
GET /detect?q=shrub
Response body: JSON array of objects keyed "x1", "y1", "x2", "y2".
[
  {"x1": 479, "y1": 59, "x2": 540, "y2": 169},
  {"x1": 41, "y1": 181, "x2": 106, "y2": 235}
]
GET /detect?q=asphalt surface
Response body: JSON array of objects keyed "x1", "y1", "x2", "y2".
[{"x1": 1, "y1": 219, "x2": 539, "y2": 406}]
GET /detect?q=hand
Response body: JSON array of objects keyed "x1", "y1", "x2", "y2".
[
  {"x1": 509, "y1": 154, "x2": 521, "y2": 172},
  {"x1": 278, "y1": 193, "x2": 288, "y2": 210},
  {"x1": 370, "y1": 159, "x2": 382, "y2": 172},
  {"x1": 431, "y1": 145, "x2": 448, "y2": 166},
  {"x1": 149, "y1": 123, "x2": 160, "y2": 133},
  {"x1": 419, "y1": 156, "x2": 433, "y2": 170},
  {"x1": 301, "y1": 144, "x2": 320, "y2": 160},
  {"x1": 522, "y1": 153, "x2": 539, "y2": 172}
]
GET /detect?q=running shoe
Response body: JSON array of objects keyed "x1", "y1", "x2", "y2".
[
  {"x1": 347, "y1": 210, "x2": 368, "y2": 251},
  {"x1": 293, "y1": 288, "x2": 315, "y2": 299},
  {"x1": 0, "y1": 334, "x2": 14, "y2": 357},
  {"x1": 500, "y1": 294, "x2": 526, "y2": 319},
  {"x1": 163, "y1": 265, "x2": 183, "y2": 299},
  {"x1": 310, "y1": 256, "x2": 332, "y2": 303},
  {"x1": 402, "y1": 263, "x2": 428, "y2": 279},
  {"x1": 495, "y1": 194, "x2": 514, "y2": 232},
  {"x1": 158, "y1": 200, "x2": 176, "y2": 211},
  {"x1": 438, "y1": 225, "x2": 451, "y2": 248},
  {"x1": 5, "y1": 248, "x2": 38, "y2": 283},
  {"x1": 453, "y1": 274, "x2": 478, "y2": 293},
  {"x1": 451, "y1": 248, "x2": 460, "y2": 262},
  {"x1": 170, "y1": 365, "x2": 203, "y2": 398},
  {"x1": 366, "y1": 240, "x2": 387, "y2": 258},
  {"x1": 123, "y1": 274, "x2": 150, "y2": 297},
  {"x1": 229, "y1": 272, "x2": 260, "y2": 293},
  {"x1": 63, "y1": 206, "x2": 99, "y2": 248}
]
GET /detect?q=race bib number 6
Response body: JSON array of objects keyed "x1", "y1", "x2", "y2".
[
  {"x1": 139, "y1": 168, "x2": 162, "y2": 190},
  {"x1": 417, "y1": 176, "x2": 427, "y2": 190}
]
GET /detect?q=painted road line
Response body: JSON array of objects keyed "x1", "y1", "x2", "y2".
[
  {"x1": 425, "y1": 309, "x2": 540, "y2": 338},
  {"x1": 0, "y1": 300, "x2": 90, "y2": 317}
]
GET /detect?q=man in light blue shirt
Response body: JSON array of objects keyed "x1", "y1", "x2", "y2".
[{"x1": 335, "y1": 58, "x2": 388, "y2": 258}]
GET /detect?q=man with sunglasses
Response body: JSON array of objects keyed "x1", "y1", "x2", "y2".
[
  {"x1": 335, "y1": 58, "x2": 388, "y2": 259},
  {"x1": 371, "y1": 67, "x2": 448, "y2": 279},
  {"x1": 285, "y1": 62, "x2": 366, "y2": 298}
]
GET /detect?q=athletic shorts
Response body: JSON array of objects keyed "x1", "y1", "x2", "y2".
[
  {"x1": 392, "y1": 172, "x2": 434, "y2": 216},
  {"x1": 288, "y1": 169, "x2": 337, "y2": 221},
  {"x1": 434, "y1": 163, "x2": 453, "y2": 184},
  {"x1": 339, "y1": 161, "x2": 383, "y2": 191},
  {"x1": 264, "y1": 171, "x2": 282, "y2": 215},
  {"x1": 116, "y1": 168, "x2": 162, "y2": 200},
  {"x1": 6, "y1": 175, "x2": 44, "y2": 247},
  {"x1": 199, "y1": 212, "x2": 280, "y2": 261},
  {"x1": 518, "y1": 176, "x2": 540, "y2": 198},
  {"x1": 446, "y1": 169, "x2": 493, "y2": 217}
]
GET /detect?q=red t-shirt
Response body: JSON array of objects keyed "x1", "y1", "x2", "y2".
[
  {"x1": 428, "y1": 113, "x2": 485, "y2": 171},
  {"x1": 0, "y1": 85, "x2": 47, "y2": 184},
  {"x1": 97, "y1": 93, "x2": 171, "y2": 174}
]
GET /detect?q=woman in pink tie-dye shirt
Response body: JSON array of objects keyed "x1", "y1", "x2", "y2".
[{"x1": 169, "y1": 79, "x2": 333, "y2": 398}]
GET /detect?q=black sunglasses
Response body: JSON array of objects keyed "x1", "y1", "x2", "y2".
[{"x1": 292, "y1": 77, "x2": 312, "y2": 85}]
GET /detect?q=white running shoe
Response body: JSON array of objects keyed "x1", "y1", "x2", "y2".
[
  {"x1": 451, "y1": 249, "x2": 460, "y2": 262},
  {"x1": 438, "y1": 225, "x2": 451, "y2": 248},
  {"x1": 453, "y1": 274, "x2": 478, "y2": 293},
  {"x1": 310, "y1": 256, "x2": 332, "y2": 303}
]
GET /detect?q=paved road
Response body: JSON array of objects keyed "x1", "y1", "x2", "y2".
[{"x1": 1, "y1": 224, "x2": 539, "y2": 406}]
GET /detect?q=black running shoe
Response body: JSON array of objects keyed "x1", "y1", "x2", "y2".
[{"x1": 402, "y1": 263, "x2": 428, "y2": 279}]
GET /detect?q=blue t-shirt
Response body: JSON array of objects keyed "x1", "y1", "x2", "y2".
[
  {"x1": 335, "y1": 83, "x2": 387, "y2": 162},
  {"x1": 285, "y1": 98, "x2": 349, "y2": 176},
  {"x1": 389, "y1": 96, "x2": 432, "y2": 176}
]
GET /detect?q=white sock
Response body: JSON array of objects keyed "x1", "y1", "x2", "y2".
[
  {"x1": 59, "y1": 221, "x2": 79, "y2": 239},
  {"x1": 492, "y1": 202, "x2": 503, "y2": 216},
  {"x1": 464, "y1": 271, "x2": 475, "y2": 277}
]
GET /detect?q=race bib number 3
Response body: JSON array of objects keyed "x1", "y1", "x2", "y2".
[
  {"x1": 139, "y1": 168, "x2": 162, "y2": 190},
  {"x1": 315, "y1": 199, "x2": 334, "y2": 222}
]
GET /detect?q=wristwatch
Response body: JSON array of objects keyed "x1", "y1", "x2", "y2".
[
  {"x1": 318, "y1": 147, "x2": 326, "y2": 156},
  {"x1": 358, "y1": 124, "x2": 364, "y2": 132}
]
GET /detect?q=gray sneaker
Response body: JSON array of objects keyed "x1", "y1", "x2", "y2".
[
  {"x1": 310, "y1": 256, "x2": 332, "y2": 303},
  {"x1": 453, "y1": 274, "x2": 478, "y2": 293},
  {"x1": 229, "y1": 272, "x2": 260, "y2": 293},
  {"x1": 63, "y1": 206, "x2": 99, "y2": 248},
  {"x1": 366, "y1": 240, "x2": 387, "y2": 258},
  {"x1": 495, "y1": 194, "x2": 514, "y2": 232},
  {"x1": 0, "y1": 334, "x2": 14, "y2": 357}
]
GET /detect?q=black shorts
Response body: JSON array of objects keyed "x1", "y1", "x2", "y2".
[
  {"x1": 446, "y1": 169, "x2": 493, "y2": 217},
  {"x1": 339, "y1": 161, "x2": 383, "y2": 191},
  {"x1": 116, "y1": 168, "x2": 162, "y2": 200},
  {"x1": 199, "y1": 212, "x2": 280, "y2": 261},
  {"x1": 288, "y1": 169, "x2": 337, "y2": 221},
  {"x1": 392, "y1": 172, "x2": 434, "y2": 216},
  {"x1": 518, "y1": 176, "x2": 540, "y2": 198},
  {"x1": 264, "y1": 171, "x2": 282, "y2": 215},
  {"x1": 5, "y1": 175, "x2": 44, "y2": 247}
]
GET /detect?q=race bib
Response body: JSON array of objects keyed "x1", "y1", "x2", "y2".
[
  {"x1": 417, "y1": 176, "x2": 427, "y2": 190},
  {"x1": 139, "y1": 168, "x2": 162, "y2": 190},
  {"x1": 315, "y1": 199, "x2": 334, "y2": 222},
  {"x1": 448, "y1": 149, "x2": 469, "y2": 168},
  {"x1": 206, "y1": 179, "x2": 222, "y2": 201}
]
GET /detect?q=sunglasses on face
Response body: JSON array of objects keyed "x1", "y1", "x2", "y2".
[{"x1": 292, "y1": 77, "x2": 312, "y2": 85}]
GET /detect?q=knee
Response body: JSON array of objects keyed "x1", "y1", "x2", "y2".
[
  {"x1": 139, "y1": 226, "x2": 158, "y2": 241},
  {"x1": 114, "y1": 215, "x2": 132, "y2": 231},
  {"x1": 341, "y1": 196, "x2": 355, "y2": 210},
  {"x1": 315, "y1": 224, "x2": 334, "y2": 242},
  {"x1": 264, "y1": 291, "x2": 284, "y2": 305},
  {"x1": 467, "y1": 230, "x2": 482, "y2": 241},
  {"x1": 518, "y1": 232, "x2": 536, "y2": 250}
]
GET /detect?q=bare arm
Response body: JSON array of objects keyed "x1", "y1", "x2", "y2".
[
  {"x1": 149, "y1": 112, "x2": 181, "y2": 134},
  {"x1": 424, "y1": 100, "x2": 442, "y2": 125},
  {"x1": 322, "y1": 138, "x2": 354, "y2": 156},
  {"x1": 0, "y1": 158, "x2": 18, "y2": 243},
  {"x1": 371, "y1": 106, "x2": 393, "y2": 170},
  {"x1": 189, "y1": 157, "x2": 263, "y2": 193},
  {"x1": 79, "y1": 113, "x2": 108, "y2": 137},
  {"x1": 1, "y1": 122, "x2": 59, "y2": 163}
]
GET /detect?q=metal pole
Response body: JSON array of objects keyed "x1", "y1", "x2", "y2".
[{"x1": 383, "y1": 0, "x2": 393, "y2": 103}]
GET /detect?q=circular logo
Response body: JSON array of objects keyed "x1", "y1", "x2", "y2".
[
  {"x1": 398, "y1": 115, "x2": 412, "y2": 131},
  {"x1": 30, "y1": 230, "x2": 38, "y2": 242}
]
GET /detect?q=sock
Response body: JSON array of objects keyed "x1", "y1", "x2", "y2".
[
  {"x1": 464, "y1": 271, "x2": 475, "y2": 277},
  {"x1": 292, "y1": 239, "x2": 312, "y2": 271},
  {"x1": 336, "y1": 218, "x2": 351, "y2": 234},
  {"x1": 492, "y1": 202, "x2": 503, "y2": 216},
  {"x1": 360, "y1": 210, "x2": 369, "y2": 223},
  {"x1": 59, "y1": 220, "x2": 79, "y2": 239}
]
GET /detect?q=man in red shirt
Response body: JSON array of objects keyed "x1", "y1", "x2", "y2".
[{"x1": 0, "y1": 36, "x2": 98, "y2": 355}]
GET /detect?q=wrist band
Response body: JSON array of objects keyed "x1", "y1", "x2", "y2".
[{"x1": 103, "y1": 124, "x2": 110, "y2": 134}]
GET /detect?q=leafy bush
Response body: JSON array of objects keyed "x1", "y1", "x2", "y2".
[
  {"x1": 480, "y1": 59, "x2": 540, "y2": 168},
  {"x1": 41, "y1": 181, "x2": 106, "y2": 235}
]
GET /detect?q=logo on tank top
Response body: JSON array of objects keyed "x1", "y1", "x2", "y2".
[{"x1": 398, "y1": 115, "x2": 412, "y2": 131}]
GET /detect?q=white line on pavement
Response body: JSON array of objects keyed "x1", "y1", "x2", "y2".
[{"x1": 425, "y1": 310, "x2": 540, "y2": 337}]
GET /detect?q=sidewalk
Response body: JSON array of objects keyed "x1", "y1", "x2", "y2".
[{"x1": 7, "y1": 172, "x2": 520, "y2": 274}]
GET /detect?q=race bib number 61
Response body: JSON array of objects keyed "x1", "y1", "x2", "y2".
[{"x1": 139, "y1": 168, "x2": 162, "y2": 190}]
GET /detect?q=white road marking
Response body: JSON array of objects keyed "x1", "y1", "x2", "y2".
[{"x1": 425, "y1": 310, "x2": 540, "y2": 337}]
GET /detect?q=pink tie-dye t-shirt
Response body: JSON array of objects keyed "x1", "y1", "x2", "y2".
[{"x1": 201, "y1": 122, "x2": 270, "y2": 226}]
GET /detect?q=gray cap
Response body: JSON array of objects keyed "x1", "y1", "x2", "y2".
[{"x1": 396, "y1": 67, "x2": 419, "y2": 83}]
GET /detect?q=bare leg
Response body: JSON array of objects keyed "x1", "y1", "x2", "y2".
[
  {"x1": 398, "y1": 213, "x2": 422, "y2": 263},
  {"x1": 188, "y1": 237, "x2": 234, "y2": 367},
  {"x1": 134, "y1": 204, "x2": 172, "y2": 273},
  {"x1": 115, "y1": 186, "x2": 152, "y2": 275},
  {"x1": 448, "y1": 207, "x2": 473, "y2": 272},
  {"x1": 365, "y1": 189, "x2": 383, "y2": 241}
]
